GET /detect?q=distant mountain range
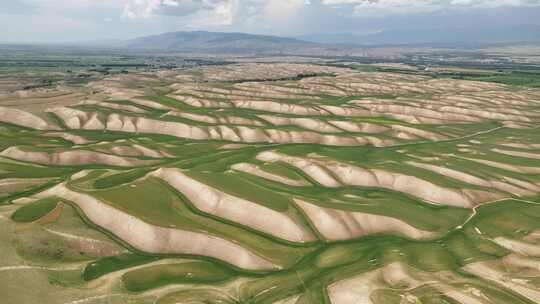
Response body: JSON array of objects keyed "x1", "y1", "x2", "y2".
[
  {"x1": 96, "y1": 27, "x2": 540, "y2": 54},
  {"x1": 298, "y1": 26, "x2": 540, "y2": 46},
  {"x1": 122, "y1": 31, "x2": 325, "y2": 54}
]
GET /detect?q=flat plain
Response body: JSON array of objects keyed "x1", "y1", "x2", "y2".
[{"x1": 2, "y1": 49, "x2": 540, "y2": 304}]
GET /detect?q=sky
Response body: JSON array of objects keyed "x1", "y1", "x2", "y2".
[{"x1": 1, "y1": 0, "x2": 540, "y2": 43}]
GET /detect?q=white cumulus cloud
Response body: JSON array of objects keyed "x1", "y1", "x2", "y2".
[
  {"x1": 321, "y1": 0, "x2": 540, "y2": 16},
  {"x1": 121, "y1": 0, "x2": 219, "y2": 19},
  {"x1": 119, "y1": 0, "x2": 540, "y2": 25},
  {"x1": 120, "y1": 0, "x2": 311, "y2": 30}
]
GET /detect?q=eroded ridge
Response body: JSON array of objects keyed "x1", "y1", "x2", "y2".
[{"x1": 2, "y1": 62, "x2": 540, "y2": 304}]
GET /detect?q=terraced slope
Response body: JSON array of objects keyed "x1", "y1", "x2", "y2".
[{"x1": 2, "y1": 63, "x2": 540, "y2": 304}]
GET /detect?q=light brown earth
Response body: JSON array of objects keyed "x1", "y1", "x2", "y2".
[
  {"x1": 1, "y1": 147, "x2": 158, "y2": 167},
  {"x1": 34, "y1": 183, "x2": 276, "y2": 271},
  {"x1": 258, "y1": 151, "x2": 501, "y2": 208},
  {"x1": 152, "y1": 168, "x2": 315, "y2": 243},
  {"x1": 294, "y1": 199, "x2": 435, "y2": 241}
]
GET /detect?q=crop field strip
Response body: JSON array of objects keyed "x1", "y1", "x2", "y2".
[{"x1": 1, "y1": 62, "x2": 540, "y2": 303}]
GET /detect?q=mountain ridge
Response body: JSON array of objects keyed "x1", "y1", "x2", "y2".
[{"x1": 123, "y1": 30, "x2": 325, "y2": 54}]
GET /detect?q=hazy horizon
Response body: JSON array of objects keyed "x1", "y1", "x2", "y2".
[{"x1": 2, "y1": 0, "x2": 540, "y2": 44}]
